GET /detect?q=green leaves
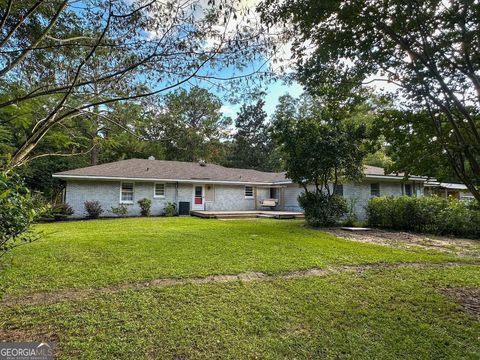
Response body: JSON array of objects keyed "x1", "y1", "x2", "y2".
[
  {"x1": 272, "y1": 93, "x2": 367, "y2": 190},
  {"x1": 260, "y1": 0, "x2": 480, "y2": 200},
  {"x1": 366, "y1": 195, "x2": 480, "y2": 238},
  {"x1": 229, "y1": 98, "x2": 279, "y2": 171},
  {"x1": 0, "y1": 170, "x2": 43, "y2": 258}
]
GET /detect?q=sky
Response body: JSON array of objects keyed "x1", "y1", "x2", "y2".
[
  {"x1": 162, "y1": 0, "x2": 304, "y2": 119},
  {"x1": 142, "y1": 0, "x2": 397, "y2": 120},
  {"x1": 220, "y1": 80, "x2": 304, "y2": 118}
]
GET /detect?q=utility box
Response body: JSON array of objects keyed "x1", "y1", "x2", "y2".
[{"x1": 178, "y1": 202, "x2": 190, "y2": 216}]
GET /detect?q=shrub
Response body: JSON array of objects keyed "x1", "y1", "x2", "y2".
[
  {"x1": 111, "y1": 205, "x2": 129, "y2": 217},
  {"x1": 48, "y1": 203, "x2": 74, "y2": 220},
  {"x1": 138, "y1": 198, "x2": 152, "y2": 217},
  {"x1": 341, "y1": 197, "x2": 359, "y2": 227},
  {"x1": 298, "y1": 192, "x2": 347, "y2": 227},
  {"x1": 366, "y1": 196, "x2": 480, "y2": 238},
  {"x1": 164, "y1": 202, "x2": 176, "y2": 217},
  {"x1": 0, "y1": 171, "x2": 43, "y2": 257},
  {"x1": 84, "y1": 200, "x2": 103, "y2": 219}
]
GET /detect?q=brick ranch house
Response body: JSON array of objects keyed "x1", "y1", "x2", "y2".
[{"x1": 52, "y1": 158, "x2": 427, "y2": 219}]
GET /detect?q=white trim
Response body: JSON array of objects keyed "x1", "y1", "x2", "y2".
[
  {"x1": 244, "y1": 185, "x2": 254, "y2": 199},
  {"x1": 192, "y1": 184, "x2": 205, "y2": 210},
  {"x1": 153, "y1": 182, "x2": 166, "y2": 198},
  {"x1": 120, "y1": 181, "x2": 134, "y2": 204},
  {"x1": 365, "y1": 174, "x2": 427, "y2": 182}
]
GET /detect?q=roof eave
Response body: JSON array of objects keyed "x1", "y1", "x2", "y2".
[{"x1": 365, "y1": 174, "x2": 427, "y2": 182}]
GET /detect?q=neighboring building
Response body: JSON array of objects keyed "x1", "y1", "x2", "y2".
[
  {"x1": 424, "y1": 181, "x2": 475, "y2": 201},
  {"x1": 53, "y1": 158, "x2": 427, "y2": 219}
]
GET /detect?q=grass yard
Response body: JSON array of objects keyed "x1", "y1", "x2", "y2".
[
  {"x1": 0, "y1": 217, "x2": 460, "y2": 296},
  {"x1": 0, "y1": 217, "x2": 479, "y2": 359}
]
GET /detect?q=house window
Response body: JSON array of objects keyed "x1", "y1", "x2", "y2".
[
  {"x1": 405, "y1": 184, "x2": 412, "y2": 196},
  {"x1": 270, "y1": 187, "x2": 277, "y2": 199},
  {"x1": 370, "y1": 183, "x2": 380, "y2": 197},
  {"x1": 121, "y1": 182, "x2": 134, "y2": 203},
  {"x1": 333, "y1": 184, "x2": 344, "y2": 197},
  {"x1": 154, "y1": 183, "x2": 165, "y2": 198},
  {"x1": 245, "y1": 186, "x2": 254, "y2": 199}
]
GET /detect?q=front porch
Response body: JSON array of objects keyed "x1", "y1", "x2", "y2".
[{"x1": 190, "y1": 210, "x2": 304, "y2": 220}]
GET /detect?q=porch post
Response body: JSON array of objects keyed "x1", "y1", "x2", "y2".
[{"x1": 254, "y1": 186, "x2": 258, "y2": 210}]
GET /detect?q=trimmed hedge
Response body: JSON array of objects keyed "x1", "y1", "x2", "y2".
[{"x1": 366, "y1": 196, "x2": 480, "y2": 238}]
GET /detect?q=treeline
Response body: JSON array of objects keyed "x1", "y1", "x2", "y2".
[{"x1": 0, "y1": 86, "x2": 285, "y2": 199}]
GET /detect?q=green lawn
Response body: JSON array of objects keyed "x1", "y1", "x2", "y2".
[
  {"x1": 0, "y1": 217, "x2": 458, "y2": 296},
  {"x1": 0, "y1": 218, "x2": 478, "y2": 359}
]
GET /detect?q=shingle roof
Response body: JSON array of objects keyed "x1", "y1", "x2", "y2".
[
  {"x1": 364, "y1": 165, "x2": 427, "y2": 180},
  {"x1": 364, "y1": 165, "x2": 400, "y2": 176},
  {"x1": 53, "y1": 159, "x2": 425, "y2": 184},
  {"x1": 364, "y1": 165, "x2": 387, "y2": 176},
  {"x1": 53, "y1": 159, "x2": 288, "y2": 184}
]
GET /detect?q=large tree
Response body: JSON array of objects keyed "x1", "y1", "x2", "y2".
[
  {"x1": 0, "y1": 0, "x2": 270, "y2": 168},
  {"x1": 372, "y1": 109, "x2": 461, "y2": 181},
  {"x1": 272, "y1": 93, "x2": 367, "y2": 225},
  {"x1": 228, "y1": 99, "x2": 279, "y2": 171},
  {"x1": 141, "y1": 87, "x2": 230, "y2": 163},
  {"x1": 259, "y1": 0, "x2": 480, "y2": 200},
  {"x1": 272, "y1": 93, "x2": 367, "y2": 192},
  {"x1": 0, "y1": 0, "x2": 272, "y2": 255}
]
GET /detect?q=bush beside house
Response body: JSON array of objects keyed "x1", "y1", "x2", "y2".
[
  {"x1": 138, "y1": 198, "x2": 152, "y2": 217},
  {"x1": 366, "y1": 196, "x2": 480, "y2": 238},
  {"x1": 84, "y1": 201, "x2": 104, "y2": 219},
  {"x1": 164, "y1": 202, "x2": 177, "y2": 217},
  {"x1": 47, "y1": 203, "x2": 74, "y2": 220},
  {"x1": 299, "y1": 192, "x2": 347, "y2": 227},
  {"x1": 111, "y1": 205, "x2": 129, "y2": 217}
]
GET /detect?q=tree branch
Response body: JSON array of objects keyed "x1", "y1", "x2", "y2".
[
  {"x1": 0, "y1": 0, "x2": 13, "y2": 33},
  {"x1": 0, "y1": 0, "x2": 46, "y2": 48},
  {"x1": 0, "y1": 0, "x2": 68, "y2": 78}
]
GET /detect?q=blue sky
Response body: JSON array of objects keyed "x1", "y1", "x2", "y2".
[{"x1": 219, "y1": 80, "x2": 304, "y2": 119}]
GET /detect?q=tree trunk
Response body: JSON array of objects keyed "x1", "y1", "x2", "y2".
[{"x1": 90, "y1": 142, "x2": 99, "y2": 166}]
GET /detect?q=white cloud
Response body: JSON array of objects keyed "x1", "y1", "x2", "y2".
[{"x1": 220, "y1": 104, "x2": 235, "y2": 115}]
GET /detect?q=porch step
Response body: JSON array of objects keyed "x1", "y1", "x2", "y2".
[{"x1": 215, "y1": 213, "x2": 260, "y2": 219}]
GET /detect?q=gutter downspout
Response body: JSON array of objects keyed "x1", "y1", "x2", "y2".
[{"x1": 175, "y1": 182, "x2": 179, "y2": 214}]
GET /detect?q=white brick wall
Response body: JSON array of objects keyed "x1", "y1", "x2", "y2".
[
  {"x1": 65, "y1": 180, "x2": 178, "y2": 217},
  {"x1": 65, "y1": 179, "x2": 424, "y2": 219},
  {"x1": 204, "y1": 185, "x2": 270, "y2": 211},
  {"x1": 66, "y1": 180, "x2": 273, "y2": 218},
  {"x1": 282, "y1": 181, "x2": 424, "y2": 220}
]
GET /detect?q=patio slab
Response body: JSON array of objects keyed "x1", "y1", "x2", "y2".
[{"x1": 190, "y1": 210, "x2": 304, "y2": 220}]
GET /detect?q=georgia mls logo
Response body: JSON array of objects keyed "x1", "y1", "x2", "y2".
[{"x1": 0, "y1": 342, "x2": 55, "y2": 360}]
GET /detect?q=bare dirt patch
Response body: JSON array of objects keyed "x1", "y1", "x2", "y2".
[
  {"x1": 326, "y1": 228, "x2": 480, "y2": 257},
  {"x1": 1, "y1": 262, "x2": 477, "y2": 308},
  {"x1": 0, "y1": 327, "x2": 59, "y2": 343},
  {"x1": 442, "y1": 287, "x2": 480, "y2": 319}
]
